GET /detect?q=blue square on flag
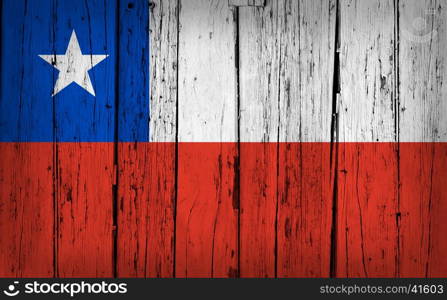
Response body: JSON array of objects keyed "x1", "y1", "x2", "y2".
[{"x1": 0, "y1": 0, "x2": 149, "y2": 142}]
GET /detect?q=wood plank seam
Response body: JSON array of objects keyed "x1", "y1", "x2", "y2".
[
  {"x1": 229, "y1": 0, "x2": 265, "y2": 7},
  {"x1": 0, "y1": 0, "x2": 2, "y2": 100},
  {"x1": 113, "y1": 0, "x2": 120, "y2": 278},
  {"x1": 52, "y1": 3, "x2": 58, "y2": 277},
  {"x1": 274, "y1": 3, "x2": 283, "y2": 278},
  {"x1": 174, "y1": 0, "x2": 180, "y2": 278},
  {"x1": 393, "y1": 0, "x2": 401, "y2": 277},
  {"x1": 2, "y1": 0, "x2": 446, "y2": 279},
  {"x1": 337, "y1": 0, "x2": 399, "y2": 277},
  {"x1": 53, "y1": 143, "x2": 58, "y2": 277},
  {"x1": 274, "y1": 40, "x2": 282, "y2": 278},
  {"x1": 329, "y1": 0, "x2": 341, "y2": 278},
  {"x1": 234, "y1": 5, "x2": 242, "y2": 278}
]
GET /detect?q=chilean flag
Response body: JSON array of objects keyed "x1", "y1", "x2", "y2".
[
  {"x1": 0, "y1": 0, "x2": 446, "y2": 279},
  {"x1": 0, "y1": 0, "x2": 149, "y2": 277}
]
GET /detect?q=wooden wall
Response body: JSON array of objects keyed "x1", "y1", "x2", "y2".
[{"x1": 0, "y1": 0, "x2": 446, "y2": 278}]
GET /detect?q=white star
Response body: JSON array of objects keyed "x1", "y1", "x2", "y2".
[{"x1": 39, "y1": 30, "x2": 108, "y2": 96}]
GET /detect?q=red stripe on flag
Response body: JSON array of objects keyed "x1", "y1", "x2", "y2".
[
  {"x1": 176, "y1": 143, "x2": 239, "y2": 278},
  {"x1": 56, "y1": 143, "x2": 114, "y2": 277},
  {"x1": 240, "y1": 143, "x2": 277, "y2": 278},
  {"x1": 0, "y1": 142, "x2": 446, "y2": 277},
  {"x1": 277, "y1": 143, "x2": 333, "y2": 277},
  {"x1": 117, "y1": 143, "x2": 175, "y2": 277},
  {"x1": 336, "y1": 143, "x2": 399, "y2": 277},
  {"x1": 0, "y1": 143, "x2": 54, "y2": 277},
  {"x1": 399, "y1": 143, "x2": 447, "y2": 277}
]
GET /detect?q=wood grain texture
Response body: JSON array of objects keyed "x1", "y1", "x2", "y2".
[
  {"x1": 399, "y1": 0, "x2": 447, "y2": 277},
  {"x1": 399, "y1": 143, "x2": 447, "y2": 277},
  {"x1": 229, "y1": 0, "x2": 265, "y2": 7},
  {"x1": 336, "y1": 143, "x2": 399, "y2": 277},
  {"x1": 56, "y1": 143, "x2": 114, "y2": 277},
  {"x1": 2, "y1": 0, "x2": 447, "y2": 279},
  {"x1": 117, "y1": 0, "x2": 177, "y2": 278},
  {"x1": 177, "y1": 143, "x2": 239, "y2": 278},
  {"x1": 277, "y1": 143, "x2": 333, "y2": 277},
  {"x1": 339, "y1": 0, "x2": 397, "y2": 143},
  {"x1": 278, "y1": 0, "x2": 335, "y2": 143},
  {"x1": 399, "y1": 0, "x2": 447, "y2": 143},
  {"x1": 117, "y1": 0, "x2": 150, "y2": 142},
  {"x1": 53, "y1": 0, "x2": 117, "y2": 277},
  {"x1": 0, "y1": 0, "x2": 55, "y2": 277},
  {"x1": 117, "y1": 143, "x2": 175, "y2": 277},
  {"x1": 238, "y1": 0, "x2": 336, "y2": 278},
  {"x1": 0, "y1": 144, "x2": 54, "y2": 277},
  {"x1": 276, "y1": 0, "x2": 336, "y2": 277},
  {"x1": 238, "y1": 0, "x2": 280, "y2": 277},
  {"x1": 336, "y1": 0, "x2": 399, "y2": 277},
  {"x1": 177, "y1": 0, "x2": 237, "y2": 143},
  {"x1": 0, "y1": 0, "x2": 55, "y2": 142},
  {"x1": 176, "y1": 0, "x2": 238, "y2": 277},
  {"x1": 149, "y1": 0, "x2": 178, "y2": 143}
]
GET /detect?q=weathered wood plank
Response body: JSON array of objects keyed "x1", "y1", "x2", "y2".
[
  {"x1": 57, "y1": 143, "x2": 114, "y2": 277},
  {"x1": 55, "y1": 0, "x2": 116, "y2": 277},
  {"x1": 149, "y1": 0, "x2": 178, "y2": 143},
  {"x1": 0, "y1": 0, "x2": 55, "y2": 277},
  {"x1": 278, "y1": 0, "x2": 335, "y2": 144},
  {"x1": 277, "y1": 143, "x2": 333, "y2": 277},
  {"x1": 117, "y1": 143, "x2": 176, "y2": 277},
  {"x1": 238, "y1": 0, "x2": 335, "y2": 278},
  {"x1": 117, "y1": 0, "x2": 150, "y2": 142},
  {"x1": 177, "y1": 143, "x2": 239, "y2": 278},
  {"x1": 276, "y1": 0, "x2": 336, "y2": 278},
  {"x1": 338, "y1": 1, "x2": 397, "y2": 143},
  {"x1": 0, "y1": 144, "x2": 54, "y2": 277},
  {"x1": 399, "y1": 0, "x2": 447, "y2": 277},
  {"x1": 337, "y1": 0, "x2": 398, "y2": 277},
  {"x1": 117, "y1": 0, "x2": 176, "y2": 277},
  {"x1": 238, "y1": 0, "x2": 280, "y2": 278},
  {"x1": 229, "y1": 0, "x2": 265, "y2": 7},
  {"x1": 2, "y1": 0, "x2": 447, "y2": 279},
  {"x1": 176, "y1": 0, "x2": 238, "y2": 277},
  {"x1": 399, "y1": 1, "x2": 447, "y2": 143}
]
